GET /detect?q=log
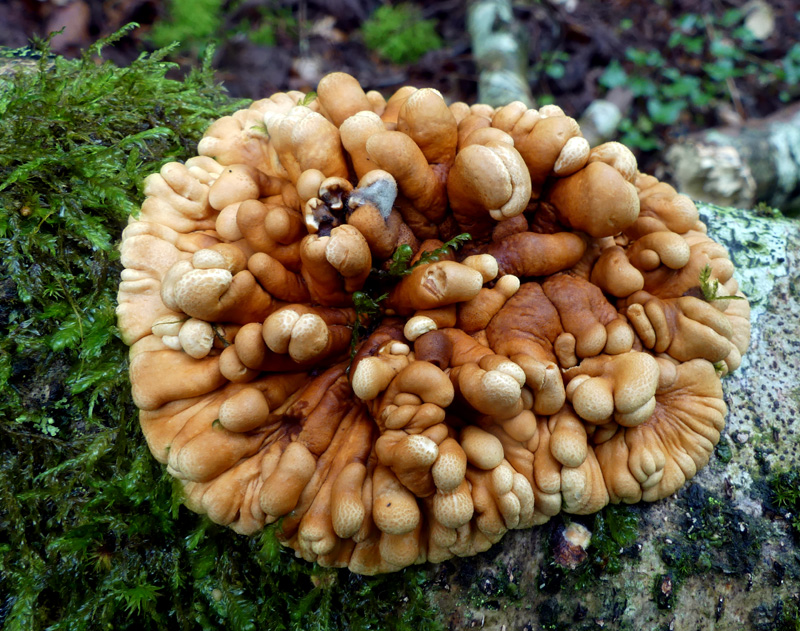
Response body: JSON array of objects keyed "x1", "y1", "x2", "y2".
[{"x1": 666, "y1": 102, "x2": 800, "y2": 213}]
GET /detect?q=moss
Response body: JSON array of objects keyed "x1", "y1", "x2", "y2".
[
  {"x1": 0, "y1": 29, "x2": 443, "y2": 631},
  {"x1": 713, "y1": 434, "x2": 733, "y2": 463},
  {"x1": 361, "y1": 4, "x2": 442, "y2": 64},
  {"x1": 461, "y1": 560, "x2": 521, "y2": 610},
  {"x1": 749, "y1": 596, "x2": 800, "y2": 631},
  {"x1": 768, "y1": 468, "x2": 800, "y2": 541},
  {"x1": 658, "y1": 485, "x2": 762, "y2": 601},
  {"x1": 537, "y1": 504, "x2": 641, "y2": 604}
]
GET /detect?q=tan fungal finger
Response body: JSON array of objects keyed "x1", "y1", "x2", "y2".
[{"x1": 372, "y1": 465, "x2": 421, "y2": 535}]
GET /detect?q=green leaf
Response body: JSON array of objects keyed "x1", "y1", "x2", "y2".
[
  {"x1": 675, "y1": 13, "x2": 699, "y2": 32},
  {"x1": 720, "y1": 8, "x2": 743, "y2": 28},
  {"x1": 599, "y1": 59, "x2": 628, "y2": 89},
  {"x1": 545, "y1": 62, "x2": 566, "y2": 80},
  {"x1": 300, "y1": 91, "x2": 317, "y2": 106},
  {"x1": 646, "y1": 97, "x2": 686, "y2": 125},
  {"x1": 388, "y1": 243, "x2": 415, "y2": 276},
  {"x1": 625, "y1": 48, "x2": 664, "y2": 67},
  {"x1": 629, "y1": 75, "x2": 658, "y2": 98}
]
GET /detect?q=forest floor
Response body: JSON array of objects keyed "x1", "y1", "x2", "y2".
[{"x1": 2, "y1": 0, "x2": 800, "y2": 176}]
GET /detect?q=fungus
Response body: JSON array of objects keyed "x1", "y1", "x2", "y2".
[{"x1": 117, "y1": 72, "x2": 751, "y2": 574}]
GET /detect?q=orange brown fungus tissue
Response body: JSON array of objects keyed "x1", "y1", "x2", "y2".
[{"x1": 117, "y1": 72, "x2": 751, "y2": 575}]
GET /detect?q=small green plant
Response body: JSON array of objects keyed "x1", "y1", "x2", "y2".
[
  {"x1": 362, "y1": 4, "x2": 442, "y2": 64},
  {"x1": 699, "y1": 264, "x2": 745, "y2": 302},
  {"x1": 148, "y1": 0, "x2": 224, "y2": 51},
  {"x1": 769, "y1": 468, "x2": 800, "y2": 539},
  {"x1": 407, "y1": 233, "x2": 471, "y2": 273},
  {"x1": 245, "y1": 7, "x2": 298, "y2": 47},
  {"x1": 149, "y1": 1, "x2": 298, "y2": 56},
  {"x1": 349, "y1": 289, "x2": 389, "y2": 359},
  {"x1": 349, "y1": 233, "x2": 471, "y2": 358},
  {"x1": 531, "y1": 51, "x2": 571, "y2": 82},
  {"x1": 600, "y1": 10, "x2": 800, "y2": 152}
]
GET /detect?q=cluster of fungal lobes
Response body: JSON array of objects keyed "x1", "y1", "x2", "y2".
[{"x1": 117, "y1": 72, "x2": 751, "y2": 575}]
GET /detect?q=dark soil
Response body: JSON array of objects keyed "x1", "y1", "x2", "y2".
[{"x1": 3, "y1": 0, "x2": 799, "y2": 175}]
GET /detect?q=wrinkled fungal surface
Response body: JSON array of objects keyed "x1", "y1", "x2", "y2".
[{"x1": 116, "y1": 72, "x2": 751, "y2": 575}]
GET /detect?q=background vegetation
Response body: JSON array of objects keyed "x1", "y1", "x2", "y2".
[{"x1": 4, "y1": 0, "x2": 799, "y2": 177}]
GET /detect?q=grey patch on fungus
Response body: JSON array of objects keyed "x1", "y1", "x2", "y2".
[{"x1": 349, "y1": 177, "x2": 398, "y2": 220}]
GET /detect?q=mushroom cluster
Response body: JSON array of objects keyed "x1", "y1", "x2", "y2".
[{"x1": 117, "y1": 72, "x2": 751, "y2": 574}]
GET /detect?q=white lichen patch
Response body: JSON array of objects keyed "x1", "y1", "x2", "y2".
[{"x1": 699, "y1": 202, "x2": 787, "y2": 323}]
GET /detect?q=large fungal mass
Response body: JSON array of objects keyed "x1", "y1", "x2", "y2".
[{"x1": 117, "y1": 72, "x2": 751, "y2": 574}]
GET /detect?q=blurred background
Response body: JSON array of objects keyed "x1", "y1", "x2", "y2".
[{"x1": 2, "y1": 0, "x2": 799, "y2": 208}]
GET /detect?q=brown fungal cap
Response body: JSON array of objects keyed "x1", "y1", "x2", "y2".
[{"x1": 117, "y1": 72, "x2": 750, "y2": 575}]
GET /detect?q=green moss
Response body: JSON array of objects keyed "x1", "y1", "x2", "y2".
[
  {"x1": 0, "y1": 29, "x2": 442, "y2": 631},
  {"x1": 536, "y1": 505, "x2": 641, "y2": 598},
  {"x1": 768, "y1": 468, "x2": 800, "y2": 540},
  {"x1": 749, "y1": 596, "x2": 800, "y2": 631},
  {"x1": 714, "y1": 435, "x2": 733, "y2": 463},
  {"x1": 658, "y1": 485, "x2": 761, "y2": 600},
  {"x1": 460, "y1": 561, "x2": 521, "y2": 610},
  {"x1": 148, "y1": 0, "x2": 224, "y2": 51},
  {"x1": 361, "y1": 4, "x2": 442, "y2": 64}
]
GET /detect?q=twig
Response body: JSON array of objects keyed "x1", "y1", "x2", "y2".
[{"x1": 298, "y1": 0, "x2": 309, "y2": 56}]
